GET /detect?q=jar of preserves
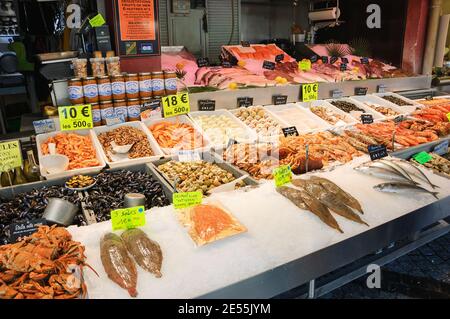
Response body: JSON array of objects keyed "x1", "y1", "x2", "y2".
[
  {"x1": 68, "y1": 78, "x2": 84, "y2": 105},
  {"x1": 114, "y1": 99, "x2": 128, "y2": 122},
  {"x1": 92, "y1": 103, "x2": 101, "y2": 127},
  {"x1": 83, "y1": 77, "x2": 99, "y2": 103},
  {"x1": 97, "y1": 76, "x2": 112, "y2": 101},
  {"x1": 139, "y1": 72, "x2": 153, "y2": 98},
  {"x1": 125, "y1": 73, "x2": 140, "y2": 99},
  {"x1": 127, "y1": 98, "x2": 141, "y2": 121},
  {"x1": 151, "y1": 71, "x2": 165, "y2": 96},
  {"x1": 111, "y1": 74, "x2": 126, "y2": 100},
  {"x1": 100, "y1": 100, "x2": 114, "y2": 125},
  {"x1": 90, "y1": 58, "x2": 106, "y2": 77},
  {"x1": 164, "y1": 71, "x2": 178, "y2": 95}
]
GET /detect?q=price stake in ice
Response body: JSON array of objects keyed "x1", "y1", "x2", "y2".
[
  {"x1": 162, "y1": 93, "x2": 190, "y2": 118},
  {"x1": 59, "y1": 105, "x2": 93, "y2": 131},
  {"x1": 111, "y1": 206, "x2": 146, "y2": 231},
  {"x1": 273, "y1": 165, "x2": 292, "y2": 187},
  {"x1": 301, "y1": 83, "x2": 318, "y2": 102}
]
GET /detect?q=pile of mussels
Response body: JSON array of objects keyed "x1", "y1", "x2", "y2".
[{"x1": 0, "y1": 170, "x2": 169, "y2": 245}]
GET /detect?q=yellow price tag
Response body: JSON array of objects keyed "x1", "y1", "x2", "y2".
[
  {"x1": 111, "y1": 206, "x2": 146, "y2": 231},
  {"x1": 173, "y1": 191, "x2": 202, "y2": 209},
  {"x1": 59, "y1": 105, "x2": 93, "y2": 131},
  {"x1": 301, "y1": 83, "x2": 319, "y2": 102},
  {"x1": 273, "y1": 165, "x2": 292, "y2": 187},
  {"x1": 162, "y1": 93, "x2": 190, "y2": 118},
  {"x1": 0, "y1": 140, "x2": 22, "y2": 172},
  {"x1": 89, "y1": 13, "x2": 106, "y2": 27},
  {"x1": 298, "y1": 59, "x2": 312, "y2": 71},
  {"x1": 447, "y1": 112, "x2": 450, "y2": 122}
]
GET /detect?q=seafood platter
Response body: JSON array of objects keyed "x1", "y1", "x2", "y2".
[{"x1": 0, "y1": 94, "x2": 450, "y2": 299}]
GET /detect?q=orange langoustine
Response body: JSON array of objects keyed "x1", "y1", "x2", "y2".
[{"x1": 149, "y1": 120, "x2": 205, "y2": 150}]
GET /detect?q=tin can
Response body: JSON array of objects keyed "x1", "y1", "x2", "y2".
[
  {"x1": 68, "y1": 78, "x2": 84, "y2": 105},
  {"x1": 82, "y1": 77, "x2": 99, "y2": 103},
  {"x1": 111, "y1": 74, "x2": 126, "y2": 100},
  {"x1": 164, "y1": 71, "x2": 178, "y2": 95},
  {"x1": 97, "y1": 76, "x2": 112, "y2": 101},
  {"x1": 125, "y1": 73, "x2": 140, "y2": 99},
  {"x1": 100, "y1": 100, "x2": 114, "y2": 125},
  {"x1": 139, "y1": 72, "x2": 153, "y2": 98},
  {"x1": 151, "y1": 71, "x2": 165, "y2": 96},
  {"x1": 127, "y1": 98, "x2": 141, "y2": 121},
  {"x1": 92, "y1": 102, "x2": 101, "y2": 127},
  {"x1": 114, "y1": 99, "x2": 128, "y2": 122}
]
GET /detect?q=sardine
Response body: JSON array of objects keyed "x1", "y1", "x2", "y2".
[
  {"x1": 354, "y1": 166, "x2": 418, "y2": 184},
  {"x1": 380, "y1": 159, "x2": 414, "y2": 182},
  {"x1": 293, "y1": 179, "x2": 369, "y2": 226},
  {"x1": 309, "y1": 176, "x2": 364, "y2": 214},
  {"x1": 121, "y1": 229, "x2": 163, "y2": 278},
  {"x1": 100, "y1": 233, "x2": 138, "y2": 297},
  {"x1": 390, "y1": 158, "x2": 440, "y2": 189},
  {"x1": 279, "y1": 185, "x2": 343, "y2": 233},
  {"x1": 374, "y1": 182, "x2": 439, "y2": 199}
]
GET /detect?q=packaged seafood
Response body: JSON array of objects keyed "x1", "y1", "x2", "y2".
[
  {"x1": 189, "y1": 110, "x2": 256, "y2": 148},
  {"x1": 100, "y1": 233, "x2": 138, "y2": 297},
  {"x1": 37, "y1": 130, "x2": 106, "y2": 180},
  {"x1": 328, "y1": 98, "x2": 385, "y2": 122},
  {"x1": 0, "y1": 225, "x2": 91, "y2": 299},
  {"x1": 93, "y1": 122, "x2": 163, "y2": 168},
  {"x1": 298, "y1": 100, "x2": 356, "y2": 126},
  {"x1": 121, "y1": 229, "x2": 163, "y2": 278},
  {"x1": 145, "y1": 115, "x2": 209, "y2": 154},
  {"x1": 265, "y1": 104, "x2": 331, "y2": 133},
  {"x1": 230, "y1": 105, "x2": 288, "y2": 141},
  {"x1": 176, "y1": 201, "x2": 247, "y2": 246}
]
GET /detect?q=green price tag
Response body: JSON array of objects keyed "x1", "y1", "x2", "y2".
[
  {"x1": 0, "y1": 140, "x2": 22, "y2": 172},
  {"x1": 162, "y1": 93, "x2": 190, "y2": 118},
  {"x1": 89, "y1": 13, "x2": 106, "y2": 27},
  {"x1": 302, "y1": 83, "x2": 319, "y2": 102},
  {"x1": 413, "y1": 151, "x2": 432, "y2": 165},
  {"x1": 173, "y1": 191, "x2": 202, "y2": 209},
  {"x1": 111, "y1": 206, "x2": 146, "y2": 231},
  {"x1": 273, "y1": 165, "x2": 292, "y2": 187},
  {"x1": 298, "y1": 59, "x2": 312, "y2": 71},
  {"x1": 58, "y1": 105, "x2": 93, "y2": 131}
]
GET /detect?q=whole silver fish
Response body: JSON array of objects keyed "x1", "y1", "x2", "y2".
[
  {"x1": 354, "y1": 166, "x2": 418, "y2": 184},
  {"x1": 374, "y1": 182, "x2": 439, "y2": 199},
  {"x1": 390, "y1": 158, "x2": 440, "y2": 189},
  {"x1": 379, "y1": 159, "x2": 415, "y2": 182}
]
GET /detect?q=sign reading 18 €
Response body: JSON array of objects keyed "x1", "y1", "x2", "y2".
[
  {"x1": 59, "y1": 105, "x2": 93, "y2": 131},
  {"x1": 301, "y1": 83, "x2": 319, "y2": 102},
  {"x1": 162, "y1": 93, "x2": 190, "y2": 118}
]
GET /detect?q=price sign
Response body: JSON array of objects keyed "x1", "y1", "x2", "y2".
[
  {"x1": 177, "y1": 150, "x2": 201, "y2": 162},
  {"x1": 262, "y1": 60, "x2": 276, "y2": 70},
  {"x1": 59, "y1": 105, "x2": 93, "y2": 131},
  {"x1": 447, "y1": 112, "x2": 450, "y2": 122},
  {"x1": 330, "y1": 56, "x2": 338, "y2": 64},
  {"x1": 298, "y1": 59, "x2": 312, "y2": 71},
  {"x1": 301, "y1": 83, "x2": 319, "y2": 102},
  {"x1": 237, "y1": 97, "x2": 253, "y2": 107},
  {"x1": 340, "y1": 64, "x2": 347, "y2": 71},
  {"x1": 377, "y1": 84, "x2": 387, "y2": 93},
  {"x1": 275, "y1": 54, "x2": 285, "y2": 62},
  {"x1": 361, "y1": 57, "x2": 369, "y2": 64},
  {"x1": 321, "y1": 56, "x2": 329, "y2": 64},
  {"x1": 198, "y1": 100, "x2": 216, "y2": 111},
  {"x1": 0, "y1": 140, "x2": 22, "y2": 172},
  {"x1": 33, "y1": 119, "x2": 56, "y2": 134},
  {"x1": 241, "y1": 41, "x2": 250, "y2": 47},
  {"x1": 310, "y1": 55, "x2": 318, "y2": 63},
  {"x1": 331, "y1": 89, "x2": 344, "y2": 99},
  {"x1": 111, "y1": 206, "x2": 146, "y2": 231},
  {"x1": 368, "y1": 145, "x2": 388, "y2": 161},
  {"x1": 433, "y1": 140, "x2": 449, "y2": 156},
  {"x1": 196, "y1": 57, "x2": 210, "y2": 68},
  {"x1": 273, "y1": 165, "x2": 292, "y2": 187},
  {"x1": 9, "y1": 219, "x2": 46, "y2": 243},
  {"x1": 413, "y1": 151, "x2": 433, "y2": 165},
  {"x1": 282, "y1": 126, "x2": 299, "y2": 137},
  {"x1": 355, "y1": 87, "x2": 368, "y2": 96},
  {"x1": 173, "y1": 191, "x2": 203, "y2": 210},
  {"x1": 89, "y1": 13, "x2": 106, "y2": 27},
  {"x1": 273, "y1": 95, "x2": 288, "y2": 105},
  {"x1": 162, "y1": 93, "x2": 190, "y2": 118},
  {"x1": 394, "y1": 115, "x2": 407, "y2": 124},
  {"x1": 361, "y1": 114, "x2": 374, "y2": 124},
  {"x1": 222, "y1": 61, "x2": 232, "y2": 68}
]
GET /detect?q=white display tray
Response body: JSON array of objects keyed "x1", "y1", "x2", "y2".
[
  {"x1": 188, "y1": 109, "x2": 257, "y2": 149},
  {"x1": 351, "y1": 94, "x2": 416, "y2": 117},
  {"x1": 36, "y1": 129, "x2": 106, "y2": 180},
  {"x1": 373, "y1": 92, "x2": 424, "y2": 109},
  {"x1": 326, "y1": 97, "x2": 386, "y2": 122},
  {"x1": 264, "y1": 103, "x2": 332, "y2": 133},
  {"x1": 297, "y1": 100, "x2": 358, "y2": 128},
  {"x1": 143, "y1": 115, "x2": 212, "y2": 155},
  {"x1": 91, "y1": 121, "x2": 164, "y2": 169}
]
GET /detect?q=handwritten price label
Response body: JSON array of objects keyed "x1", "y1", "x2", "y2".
[
  {"x1": 59, "y1": 105, "x2": 93, "y2": 131},
  {"x1": 301, "y1": 83, "x2": 319, "y2": 102},
  {"x1": 0, "y1": 140, "x2": 22, "y2": 172},
  {"x1": 111, "y1": 206, "x2": 146, "y2": 231},
  {"x1": 173, "y1": 192, "x2": 203, "y2": 209},
  {"x1": 298, "y1": 59, "x2": 312, "y2": 71},
  {"x1": 162, "y1": 93, "x2": 190, "y2": 118},
  {"x1": 273, "y1": 165, "x2": 292, "y2": 187}
]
